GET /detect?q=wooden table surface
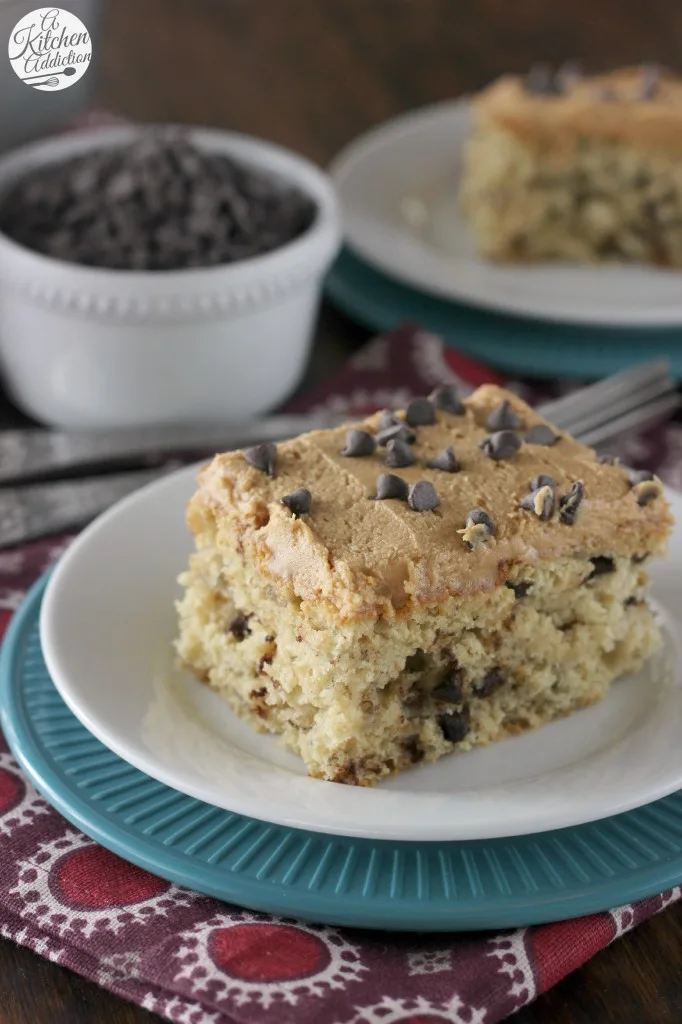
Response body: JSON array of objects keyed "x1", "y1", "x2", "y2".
[{"x1": 4, "y1": 0, "x2": 682, "y2": 1020}]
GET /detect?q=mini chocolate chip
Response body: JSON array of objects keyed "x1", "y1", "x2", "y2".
[
  {"x1": 427, "y1": 446, "x2": 460, "y2": 473},
  {"x1": 634, "y1": 480, "x2": 662, "y2": 506},
  {"x1": 408, "y1": 480, "x2": 440, "y2": 512},
  {"x1": 375, "y1": 473, "x2": 409, "y2": 501},
  {"x1": 525, "y1": 62, "x2": 560, "y2": 95},
  {"x1": 243, "y1": 442, "x2": 277, "y2": 477},
  {"x1": 402, "y1": 734, "x2": 424, "y2": 764},
  {"x1": 429, "y1": 384, "x2": 464, "y2": 415},
  {"x1": 264, "y1": 634, "x2": 275, "y2": 642},
  {"x1": 475, "y1": 668, "x2": 504, "y2": 698},
  {"x1": 597, "y1": 453, "x2": 620, "y2": 466},
  {"x1": 385, "y1": 438, "x2": 415, "y2": 468},
  {"x1": 341, "y1": 429, "x2": 376, "y2": 457},
  {"x1": 625, "y1": 596, "x2": 643, "y2": 607},
  {"x1": 520, "y1": 484, "x2": 555, "y2": 521},
  {"x1": 638, "y1": 63, "x2": 659, "y2": 99},
  {"x1": 559, "y1": 481, "x2": 584, "y2": 525},
  {"x1": 629, "y1": 469, "x2": 655, "y2": 486},
  {"x1": 506, "y1": 581, "x2": 533, "y2": 598},
  {"x1": 555, "y1": 60, "x2": 582, "y2": 91},
  {"x1": 524, "y1": 424, "x2": 557, "y2": 446},
  {"x1": 632, "y1": 553, "x2": 649, "y2": 564},
  {"x1": 379, "y1": 409, "x2": 400, "y2": 430},
  {"x1": 228, "y1": 614, "x2": 251, "y2": 640},
  {"x1": 481, "y1": 430, "x2": 522, "y2": 461},
  {"x1": 280, "y1": 487, "x2": 312, "y2": 517},
  {"x1": 589, "y1": 556, "x2": 615, "y2": 579},
  {"x1": 486, "y1": 400, "x2": 522, "y2": 431},
  {"x1": 438, "y1": 708, "x2": 470, "y2": 743},
  {"x1": 376, "y1": 423, "x2": 416, "y2": 446},
  {"x1": 432, "y1": 670, "x2": 464, "y2": 704},
  {"x1": 405, "y1": 397, "x2": 436, "y2": 426},
  {"x1": 530, "y1": 473, "x2": 556, "y2": 491}
]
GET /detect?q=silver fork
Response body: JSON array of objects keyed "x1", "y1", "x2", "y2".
[{"x1": 0, "y1": 359, "x2": 677, "y2": 547}]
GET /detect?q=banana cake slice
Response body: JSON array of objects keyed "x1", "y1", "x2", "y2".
[
  {"x1": 459, "y1": 64, "x2": 682, "y2": 266},
  {"x1": 175, "y1": 384, "x2": 672, "y2": 786}
]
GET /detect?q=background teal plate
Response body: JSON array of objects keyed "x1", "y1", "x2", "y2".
[
  {"x1": 3, "y1": 571, "x2": 682, "y2": 931},
  {"x1": 325, "y1": 248, "x2": 682, "y2": 380}
]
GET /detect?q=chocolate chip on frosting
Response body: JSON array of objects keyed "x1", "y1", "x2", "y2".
[
  {"x1": 408, "y1": 480, "x2": 440, "y2": 512},
  {"x1": 376, "y1": 422, "x2": 416, "y2": 447},
  {"x1": 385, "y1": 438, "x2": 416, "y2": 468},
  {"x1": 520, "y1": 484, "x2": 555, "y2": 521},
  {"x1": 486, "y1": 400, "x2": 522, "y2": 431},
  {"x1": 555, "y1": 60, "x2": 582, "y2": 92},
  {"x1": 530, "y1": 473, "x2": 556, "y2": 491},
  {"x1": 280, "y1": 487, "x2": 312, "y2": 517},
  {"x1": 559, "y1": 481, "x2": 584, "y2": 525},
  {"x1": 427, "y1": 446, "x2": 460, "y2": 473},
  {"x1": 379, "y1": 409, "x2": 400, "y2": 430},
  {"x1": 525, "y1": 62, "x2": 560, "y2": 96},
  {"x1": 638, "y1": 63, "x2": 659, "y2": 100},
  {"x1": 429, "y1": 384, "x2": 464, "y2": 415},
  {"x1": 480, "y1": 430, "x2": 522, "y2": 461},
  {"x1": 405, "y1": 397, "x2": 436, "y2": 427},
  {"x1": 375, "y1": 473, "x2": 409, "y2": 501},
  {"x1": 633, "y1": 479, "x2": 663, "y2": 506},
  {"x1": 341, "y1": 429, "x2": 376, "y2": 457},
  {"x1": 629, "y1": 469, "x2": 655, "y2": 486},
  {"x1": 458, "y1": 509, "x2": 495, "y2": 549},
  {"x1": 597, "y1": 453, "x2": 620, "y2": 466},
  {"x1": 524, "y1": 424, "x2": 558, "y2": 446},
  {"x1": 243, "y1": 442, "x2": 277, "y2": 477}
]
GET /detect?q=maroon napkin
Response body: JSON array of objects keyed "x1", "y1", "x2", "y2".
[{"x1": 0, "y1": 325, "x2": 680, "y2": 1024}]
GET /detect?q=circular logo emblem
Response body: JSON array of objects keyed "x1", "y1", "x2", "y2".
[{"x1": 8, "y1": 7, "x2": 91, "y2": 91}]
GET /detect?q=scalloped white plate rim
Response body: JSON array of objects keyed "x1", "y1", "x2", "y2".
[
  {"x1": 330, "y1": 97, "x2": 682, "y2": 327},
  {"x1": 39, "y1": 464, "x2": 682, "y2": 842}
]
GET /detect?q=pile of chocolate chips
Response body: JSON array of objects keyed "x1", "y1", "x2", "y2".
[{"x1": 0, "y1": 131, "x2": 317, "y2": 271}]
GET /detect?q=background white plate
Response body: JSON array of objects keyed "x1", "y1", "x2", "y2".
[
  {"x1": 331, "y1": 99, "x2": 682, "y2": 327},
  {"x1": 40, "y1": 466, "x2": 682, "y2": 842}
]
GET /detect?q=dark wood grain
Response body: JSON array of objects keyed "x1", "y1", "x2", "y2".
[{"x1": 2, "y1": 0, "x2": 682, "y2": 1020}]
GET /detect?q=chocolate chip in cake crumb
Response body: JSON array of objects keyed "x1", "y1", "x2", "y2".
[
  {"x1": 386, "y1": 438, "x2": 416, "y2": 469},
  {"x1": 559, "y1": 481, "x2": 584, "y2": 525},
  {"x1": 520, "y1": 484, "x2": 555, "y2": 521},
  {"x1": 632, "y1": 553, "x2": 649, "y2": 564},
  {"x1": 341, "y1": 429, "x2": 376, "y2": 457},
  {"x1": 480, "y1": 430, "x2": 522, "y2": 461},
  {"x1": 405, "y1": 397, "x2": 436, "y2": 427},
  {"x1": 588, "y1": 556, "x2": 615, "y2": 579},
  {"x1": 408, "y1": 480, "x2": 440, "y2": 512},
  {"x1": 633, "y1": 479, "x2": 663, "y2": 506},
  {"x1": 243, "y1": 442, "x2": 277, "y2": 477},
  {"x1": 432, "y1": 670, "x2": 464, "y2": 704},
  {"x1": 257, "y1": 654, "x2": 273, "y2": 674},
  {"x1": 280, "y1": 487, "x2": 312, "y2": 517},
  {"x1": 458, "y1": 509, "x2": 495, "y2": 549},
  {"x1": 429, "y1": 384, "x2": 464, "y2": 415},
  {"x1": 506, "y1": 581, "x2": 533, "y2": 598},
  {"x1": 474, "y1": 668, "x2": 505, "y2": 698},
  {"x1": 486, "y1": 400, "x2": 522, "y2": 431},
  {"x1": 264, "y1": 635, "x2": 275, "y2": 642},
  {"x1": 228, "y1": 614, "x2": 251, "y2": 641},
  {"x1": 402, "y1": 734, "x2": 424, "y2": 763},
  {"x1": 438, "y1": 708, "x2": 471, "y2": 743},
  {"x1": 626, "y1": 596, "x2": 644, "y2": 606},
  {"x1": 524, "y1": 424, "x2": 558, "y2": 446},
  {"x1": 427, "y1": 446, "x2": 460, "y2": 473},
  {"x1": 598, "y1": 453, "x2": 620, "y2": 466},
  {"x1": 376, "y1": 422, "x2": 416, "y2": 446},
  {"x1": 375, "y1": 473, "x2": 409, "y2": 501}
]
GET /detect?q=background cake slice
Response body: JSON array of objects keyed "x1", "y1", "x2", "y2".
[
  {"x1": 459, "y1": 65, "x2": 682, "y2": 265},
  {"x1": 175, "y1": 384, "x2": 672, "y2": 786}
]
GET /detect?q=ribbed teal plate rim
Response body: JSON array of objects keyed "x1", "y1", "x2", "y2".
[
  {"x1": 3, "y1": 571, "x2": 682, "y2": 931},
  {"x1": 325, "y1": 248, "x2": 682, "y2": 380}
]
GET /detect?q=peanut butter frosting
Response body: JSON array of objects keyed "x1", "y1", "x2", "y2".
[
  {"x1": 474, "y1": 66, "x2": 682, "y2": 151},
  {"x1": 187, "y1": 385, "x2": 673, "y2": 623}
]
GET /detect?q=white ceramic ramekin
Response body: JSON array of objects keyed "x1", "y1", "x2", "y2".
[{"x1": 0, "y1": 125, "x2": 341, "y2": 428}]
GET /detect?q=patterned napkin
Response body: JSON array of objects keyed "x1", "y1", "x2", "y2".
[{"x1": 1, "y1": 325, "x2": 681, "y2": 1024}]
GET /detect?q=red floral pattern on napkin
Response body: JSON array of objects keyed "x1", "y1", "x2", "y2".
[{"x1": 0, "y1": 325, "x2": 680, "y2": 1024}]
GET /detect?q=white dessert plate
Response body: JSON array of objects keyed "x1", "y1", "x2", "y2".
[
  {"x1": 330, "y1": 99, "x2": 682, "y2": 327},
  {"x1": 40, "y1": 466, "x2": 682, "y2": 842}
]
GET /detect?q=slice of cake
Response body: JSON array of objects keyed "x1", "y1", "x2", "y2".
[
  {"x1": 175, "y1": 384, "x2": 672, "y2": 786},
  {"x1": 459, "y1": 64, "x2": 682, "y2": 265}
]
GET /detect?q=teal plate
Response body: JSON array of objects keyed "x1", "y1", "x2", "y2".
[
  {"x1": 325, "y1": 248, "x2": 682, "y2": 380},
  {"x1": 3, "y1": 571, "x2": 682, "y2": 931}
]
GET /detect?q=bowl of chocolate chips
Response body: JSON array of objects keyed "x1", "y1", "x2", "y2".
[{"x1": 0, "y1": 125, "x2": 340, "y2": 428}]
